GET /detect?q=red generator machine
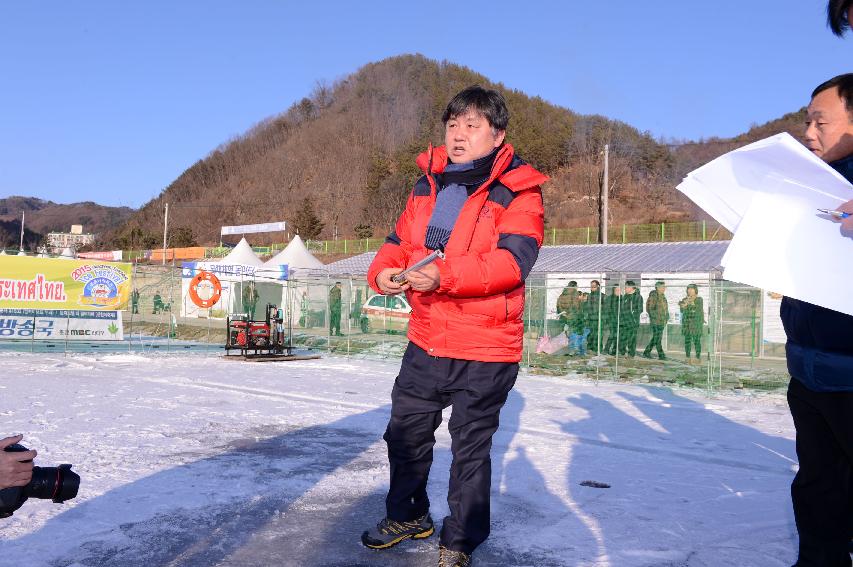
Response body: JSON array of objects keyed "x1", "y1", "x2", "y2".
[{"x1": 226, "y1": 303, "x2": 291, "y2": 357}]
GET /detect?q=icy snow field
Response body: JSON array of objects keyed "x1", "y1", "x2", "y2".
[{"x1": 0, "y1": 351, "x2": 798, "y2": 567}]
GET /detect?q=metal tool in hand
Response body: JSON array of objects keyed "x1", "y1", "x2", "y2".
[
  {"x1": 391, "y1": 247, "x2": 445, "y2": 284},
  {"x1": 817, "y1": 208, "x2": 852, "y2": 219}
]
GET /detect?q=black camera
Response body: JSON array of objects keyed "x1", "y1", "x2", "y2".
[{"x1": 0, "y1": 443, "x2": 80, "y2": 518}]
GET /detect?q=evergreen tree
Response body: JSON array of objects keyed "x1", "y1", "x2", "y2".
[
  {"x1": 170, "y1": 226, "x2": 198, "y2": 248},
  {"x1": 354, "y1": 221, "x2": 373, "y2": 239},
  {"x1": 292, "y1": 197, "x2": 325, "y2": 240}
]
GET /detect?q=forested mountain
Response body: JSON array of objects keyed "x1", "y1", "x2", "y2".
[
  {"x1": 0, "y1": 196, "x2": 135, "y2": 250},
  {"x1": 103, "y1": 55, "x2": 809, "y2": 247}
]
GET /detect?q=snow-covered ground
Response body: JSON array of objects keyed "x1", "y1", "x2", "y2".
[{"x1": 0, "y1": 351, "x2": 798, "y2": 566}]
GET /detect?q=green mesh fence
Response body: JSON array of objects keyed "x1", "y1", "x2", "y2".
[
  {"x1": 0, "y1": 264, "x2": 789, "y2": 391},
  {"x1": 297, "y1": 221, "x2": 732, "y2": 253}
]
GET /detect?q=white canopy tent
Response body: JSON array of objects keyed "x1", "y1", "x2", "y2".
[
  {"x1": 215, "y1": 238, "x2": 264, "y2": 269},
  {"x1": 261, "y1": 235, "x2": 328, "y2": 329},
  {"x1": 261, "y1": 235, "x2": 324, "y2": 275},
  {"x1": 58, "y1": 247, "x2": 76, "y2": 259}
]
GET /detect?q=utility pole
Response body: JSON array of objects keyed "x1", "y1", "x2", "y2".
[
  {"x1": 599, "y1": 144, "x2": 609, "y2": 244},
  {"x1": 162, "y1": 203, "x2": 169, "y2": 266},
  {"x1": 19, "y1": 211, "x2": 25, "y2": 252}
]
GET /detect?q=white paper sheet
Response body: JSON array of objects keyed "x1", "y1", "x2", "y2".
[{"x1": 676, "y1": 133, "x2": 853, "y2": 316}]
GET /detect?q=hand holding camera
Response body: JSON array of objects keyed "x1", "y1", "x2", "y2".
[
  {"x1": 0, "y1": 435, "x2": 79, "y2": 518},
  {"x1": 0, "y1": 435, "x2": 35, "y2": 489}
]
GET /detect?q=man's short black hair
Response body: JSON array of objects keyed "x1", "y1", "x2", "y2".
[
  {"x1": 828, "y1": 0, "x2": 853, "y2": 36},
  {"x1": 442, "y1": 86, "x2": 509, "y2": 131},
  {"x1": 812, "y1": 74, "x2": 853, "y2": 118}
]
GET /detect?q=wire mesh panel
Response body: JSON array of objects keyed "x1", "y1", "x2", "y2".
[
  {"x1": 0, "y1": 257, "x2": 794, "y2": 391},
  {"x1": 127, "y1": 264, "x2": 222, "y2": 354},
  {"x1": 518, "y1": 273, "x2": 790, "y2": 392}
]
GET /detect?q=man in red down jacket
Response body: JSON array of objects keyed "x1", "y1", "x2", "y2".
[{"x1": 360, "y1": 86, "x2": 546, "y2": 567}]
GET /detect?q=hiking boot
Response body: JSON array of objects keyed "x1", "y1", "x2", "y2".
[
  {"x1": 438, "y1": 546, "x2": 472, "y2": 567},
  {"x1": 361, "y1": 513, "x2": 434, "y2": 550}
]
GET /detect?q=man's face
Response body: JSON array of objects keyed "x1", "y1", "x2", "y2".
[
  {"x1": 591, "y1": 282, "x2": 600, "y2": 292},
  {"x1": 444, "y1": 109, "x2": 505, "y2": 163},
  {"x1": 804, "y1": 86, "x2": 853, "y2": 163},
  {"x1": 687, "y1": 288, "x2": 697, "y2": 298},
  {"x1": 657, "y1": 285, "x2": 666, "y2": 294},
  {"x1": 626, "y1": 286, "x2": 635, "y2": 294}
]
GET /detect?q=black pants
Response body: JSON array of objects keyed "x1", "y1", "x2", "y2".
[
  {"x1": 788, "y1": 378, "x2": 853, "y2": 566},
  {"x1": 384, "y1": 342, "x2": 518, "y2": 554},
  {"x1": 644, "y1": 324, "x2": 665, "y2": 357},
  {"x1": 684, "y1": 332, "x2": 701, "y2": 358}
]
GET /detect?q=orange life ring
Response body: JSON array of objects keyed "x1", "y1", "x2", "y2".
[{"x1": 188, "y1": 270, "x2": 222, "y2": 308}]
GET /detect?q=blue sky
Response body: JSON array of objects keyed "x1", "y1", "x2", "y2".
[{"x1": 0, "y1": 1, "x2": 849, "y2": 208}]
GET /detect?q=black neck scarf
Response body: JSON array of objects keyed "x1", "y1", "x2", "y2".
[{"x1": 435, "y1": 146, "x2": 500, "y2": 189}]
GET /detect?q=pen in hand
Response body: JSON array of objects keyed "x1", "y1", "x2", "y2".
[
  {"x1": 391, "y1": 247, "x2": 445, "y2": 284},
  {"x1": 817, "y1": 208, "x2": 851, "y2": 219}
]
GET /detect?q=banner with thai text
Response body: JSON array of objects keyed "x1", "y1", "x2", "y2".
[
  {"x1": 0, "y1": 256, "x2": 132, "y2": 310},
  {"x1": 0, "y1": 309, "x2": 123, "y2": 341}
]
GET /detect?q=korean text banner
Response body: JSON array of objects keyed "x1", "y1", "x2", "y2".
[
  {"x1": 0, "y1": 309, "x2": 123, "y2": 341},
  {"x1": 0, "y1": 256, "x2": 132, "y2": 310}
]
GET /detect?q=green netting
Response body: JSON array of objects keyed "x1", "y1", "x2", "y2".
[
  {"x1": 0, "y1": 264, "x2": 790, "y2": 391},
  {"x1": 538, "y1": 221, "x2": 732, "y2": 246}
]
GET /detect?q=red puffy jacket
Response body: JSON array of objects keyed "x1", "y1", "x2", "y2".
[{"x1": 367, "y1": 144, "x2": 547, "y2": 362}]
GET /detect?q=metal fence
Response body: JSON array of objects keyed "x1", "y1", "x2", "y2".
[
  {"x1": 0, "y1": 264, "x2": 790, "y2": 392},
  {"x1": 300, "y1": 221, "x2": 732, "y2": 256}
]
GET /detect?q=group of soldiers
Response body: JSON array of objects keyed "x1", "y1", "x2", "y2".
[{"x1": 556, "y1": 280, "x2": 705, "y2": 362}]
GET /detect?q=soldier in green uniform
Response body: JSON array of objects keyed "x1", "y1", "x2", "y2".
[{"x1": 329, "y1": 281, "x2": 343, "y2": 336}]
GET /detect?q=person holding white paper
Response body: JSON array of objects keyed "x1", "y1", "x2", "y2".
[{"x1": 783, "y1": 74, "x2": 853, "y2": 567}]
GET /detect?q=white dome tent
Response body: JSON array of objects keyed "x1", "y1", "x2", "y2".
[
  {"x1": 261, "y1": 235, "x2": 324, "y2": 276},
  {"x1": 58, "y1": 247, "x2": 76, "y2": 259},
  {"x1": 215, "y1": 237, "x2": 264, "y2": 269}
]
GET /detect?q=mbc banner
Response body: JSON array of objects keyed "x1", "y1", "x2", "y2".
[
  {"x1": 0, "y1": 256, "x2": 132, "y2": 310},
  {"x1": 0, "y1": 309, "x2": 123, "y2": 341}
]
